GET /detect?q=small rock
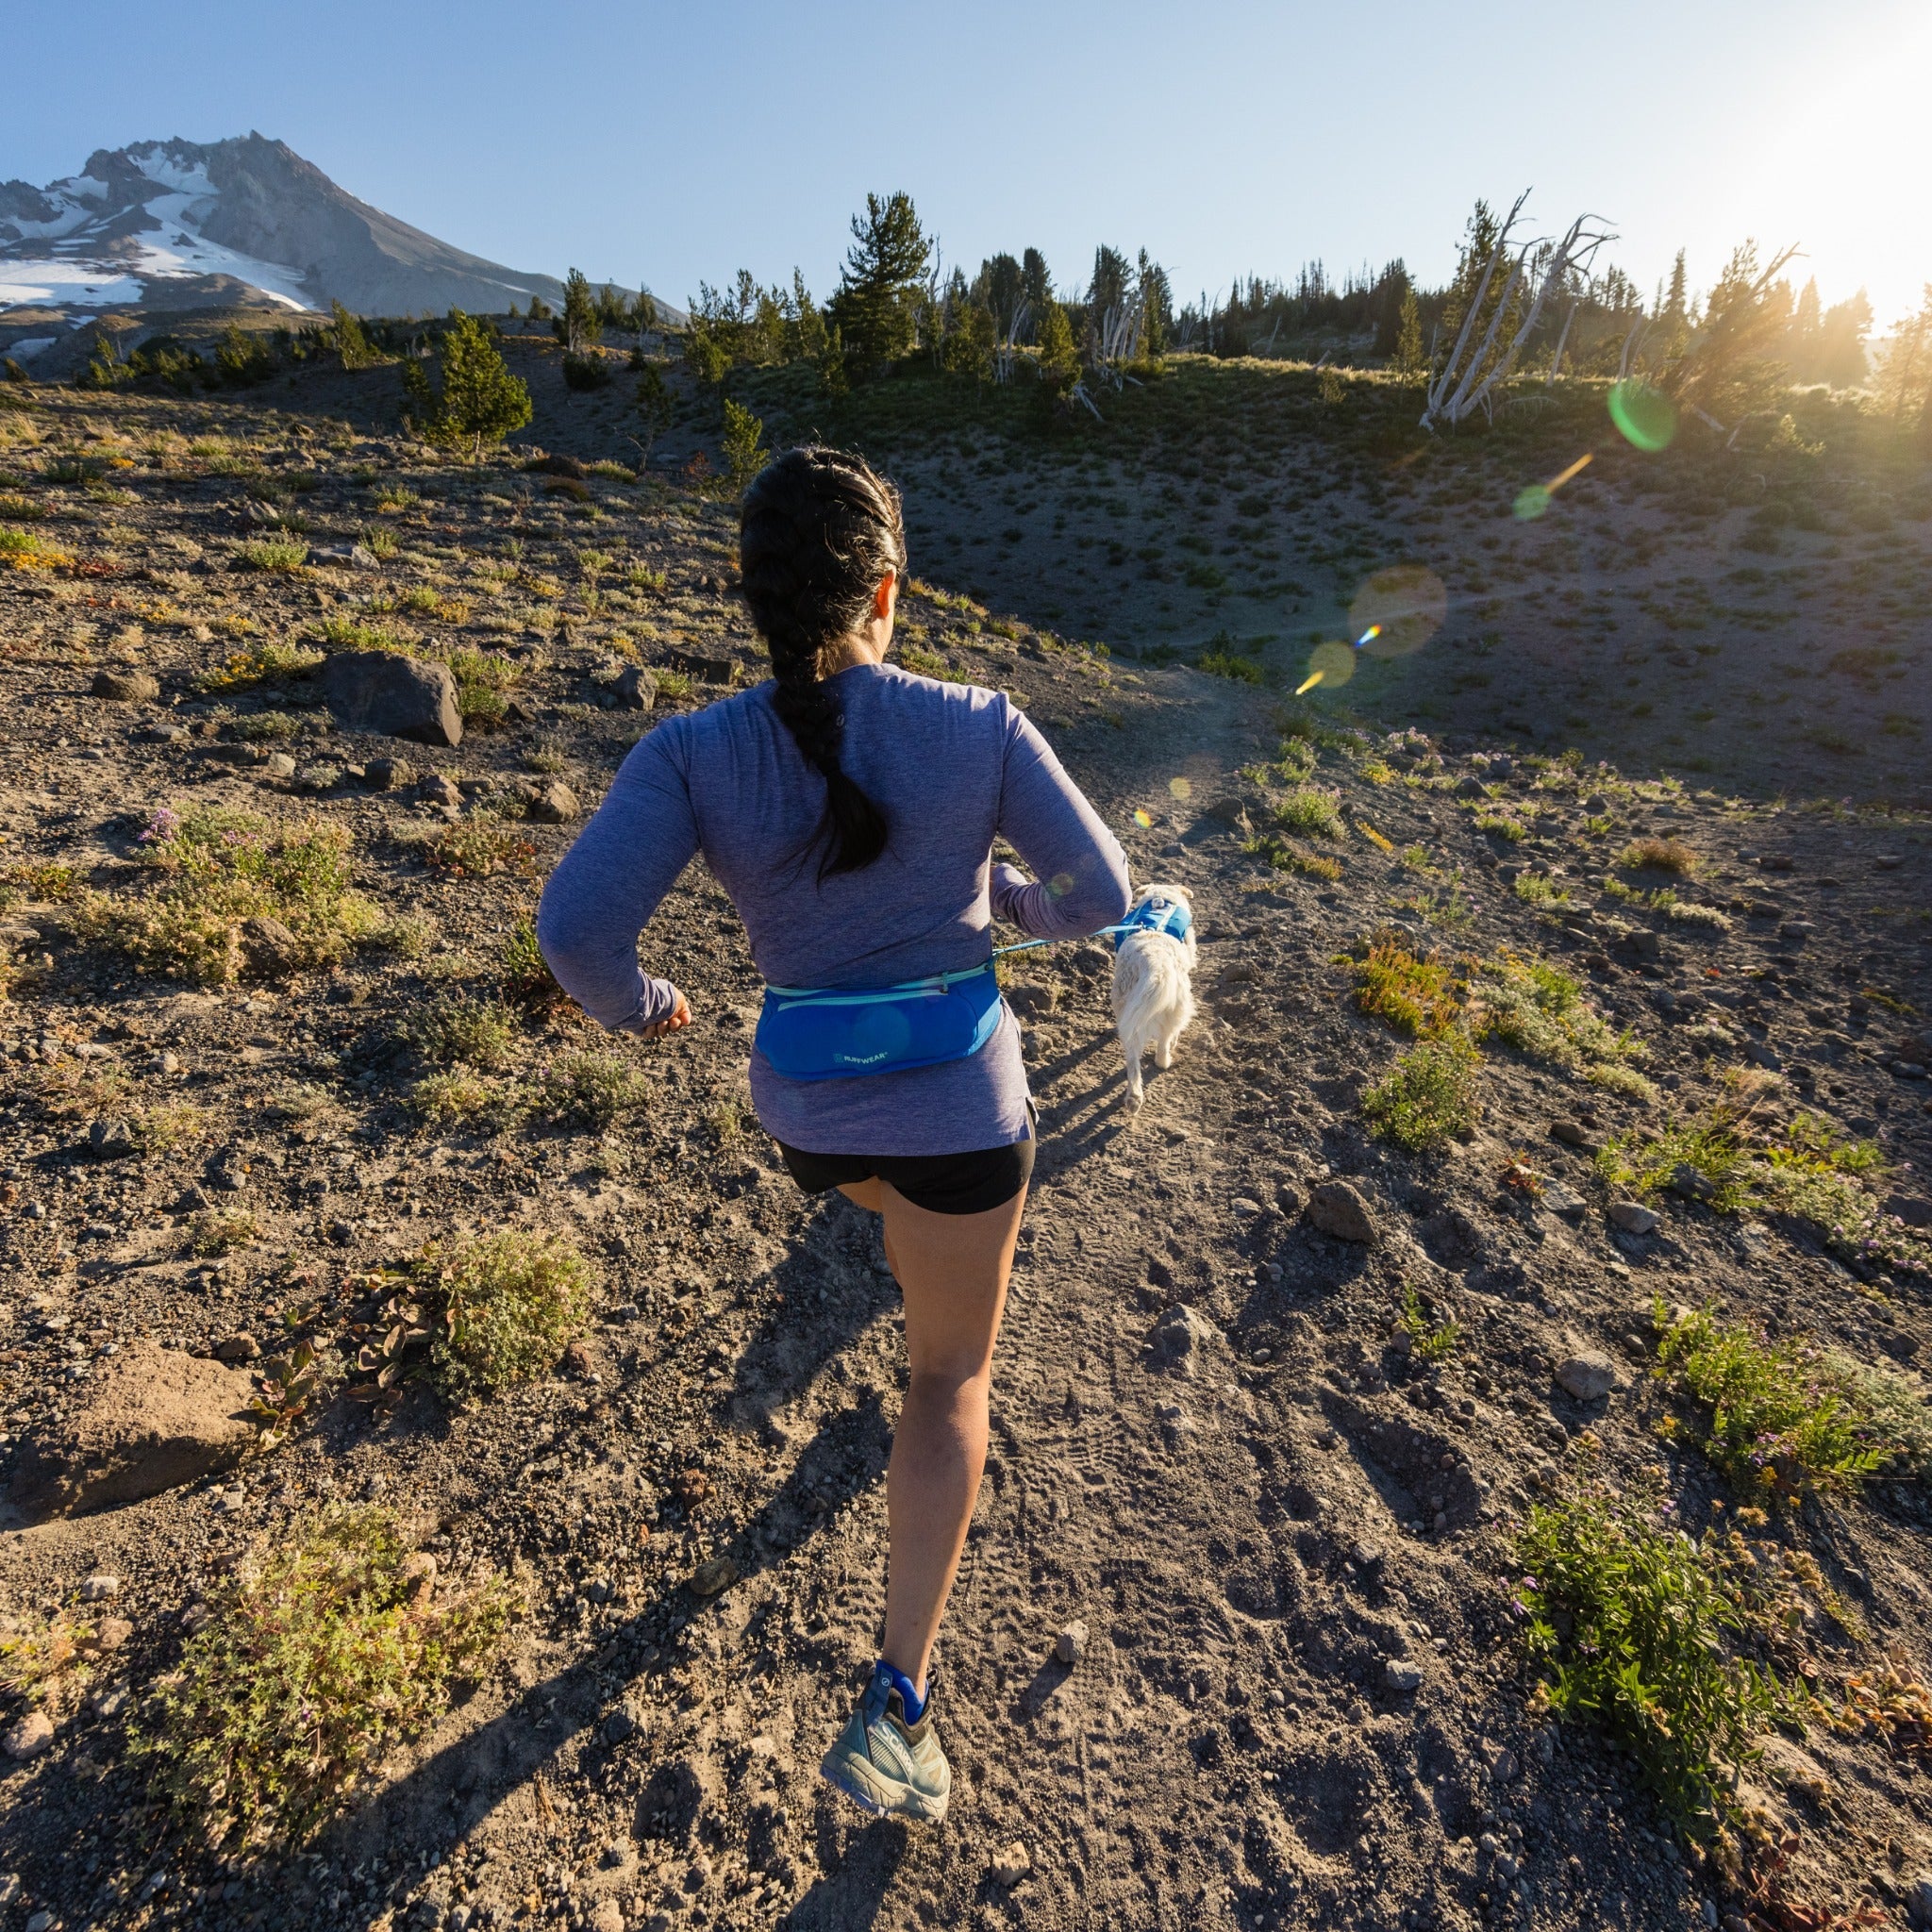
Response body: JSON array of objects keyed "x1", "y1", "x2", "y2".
[
  {"x1": 365, "y1": 756, "x2": 416, "y2": 791},
  {"x1": 1746, "y1": 1041, "x2": 1782, "y2": 1071},
  {"x1": 1490, "y1": 1744, "x2": 1521, "y2": 1784},
  {"x1": 528, "y1": 780, "x2": 578, "y2": 824},
  {"x1": 589, "y1": 1903, "x2": 625, "y2": 1932},
  {"x1": 1541, "y1": 1181, "x2": 1587, "y2": 1222},
  {"x1": 262, "y1": 752, "x2": 297, "y2": 779},
  {"x1": 25, "y1": 1912, "x2": 54, "y2": 1932},
  {"x1": 603, "y1": 1706, "x2": 638, "y2": 1744},
  {"x1": 1149, "y1": 1304, "x2": 1219, "y2": 1374},
  {"x1": 1669, "y1": 1163, "x2": 1718, "y2": 1204},
  {"x1": 689, "y1": 1557, "x2": 739, "y2": 1599},
  {"x1": 1607, "y1": 1200, "x2": 1660, "y2": 1235},
  {"x1": 1055, "y1": 1621, "x2": 1089, "y2": 1666},
  {"x1": 1548, "y1": 1120, "x2": 1594, "y2": 1150},
  {"x1": 214, "y1": 1334, "x2": 260, "y2": 1364},
  {"x1": 82, "y1": 1617, "x2": 133, "y2": 1654},
  {"x1": 3, "y1": 1710, "x2": 54, "y2": 1760},
  {"x1": 240, "y1": 915, "x2": 305, "y2": 980},
  {"x1": 1385, "y1": 1660, "x2": 1424, "y2": 1692},
  {"x1": 92, "y1": 666, "x2": 160, "y2": 703},
  {"x1": 1349, "y1": 1541, "x2": 1383, "y2": 1572},
  {"x1": 1307, "y1": 1179, "x2": 1377, "y2": 1244},
  {"x1": 78, "y1": 1574, "x2": 122, "y2": 1602},
  {"x1": 612, "y1": 665, "x2": 658, "y2": 709},
  {"x1": 1555, "y1": 1353, "x2": 1615, "y2": 1401},
  {"x1": 420, "y1": 774, "x2": 463, "y2": 808},
  {"x1": 86, "y1": 1116, "x2": 140, "y2": 1159},
  {"x1": 990, "y1": 1841, "x2": 1032, "y2": 1888}
]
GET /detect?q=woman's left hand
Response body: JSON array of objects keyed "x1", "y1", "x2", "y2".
[{"x1": 634, "y1": 992, "x2": 691, "y2": 1042}]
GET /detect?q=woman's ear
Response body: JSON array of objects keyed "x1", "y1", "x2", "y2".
[{"x1": 874, "y1": 570, "x2": 898, "y2": 624}]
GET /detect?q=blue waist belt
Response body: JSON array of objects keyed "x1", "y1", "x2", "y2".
[
  {"x1": 755, "y1": 899, "x2": 1192, "y2": 1083},
  {"x1": 757, "y1": 961, "x2": 1006, "y2": 1083}
]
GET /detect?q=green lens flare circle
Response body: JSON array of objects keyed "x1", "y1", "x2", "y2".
[
  {"x1": 1607, "y1": 380, "x2": 1677, "y2": 453},
  {"x1": 1512, "y1": 484, "x2": 1552, "y2": 521}
]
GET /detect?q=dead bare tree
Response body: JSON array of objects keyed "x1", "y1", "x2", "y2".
[
  {"x1": 1420, "y1": 192, "x2": 1615, "y2": 431},
  {"x1": 992, "y1": 298, "x2": 1031, "y2": 385}
]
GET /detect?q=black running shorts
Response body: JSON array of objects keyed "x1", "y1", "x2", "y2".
[{"x1": 775, "y1": 1135, "x2": 1035, "y2": 1215}]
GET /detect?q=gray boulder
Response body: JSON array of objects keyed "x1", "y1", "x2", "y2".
[
  {"x1": 1555, "y1": 1353, "x2": 1616, "y2": 1401},
  {"x1": 1308, "y1": 1180, "x2": 1377, "y2": 1244},
  {"x1": 7, "y1": 1340, "x2": 258, "y2": 1522},
  {"x1": 323, "y1": 650, "x2": 461, "y2": 747},
  {"x1": 91, "y1": 667, "x2": 159, "y2": 703}
]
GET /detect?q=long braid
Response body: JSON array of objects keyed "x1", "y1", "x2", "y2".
[{"x1": 740, "y1": 447, "x2": 902, "y2": 880}]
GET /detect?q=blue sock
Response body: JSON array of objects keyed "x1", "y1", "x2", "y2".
[{"x1": 878, "y1": 1659, "x2": 926, "y2": 1723}]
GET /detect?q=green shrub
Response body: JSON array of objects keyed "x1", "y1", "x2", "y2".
[
  {"x1": 424, "y1": 816, "x2": 536, "y2": 878},
  {"x1": 431, "y1": 1231, "x2": 593, "y2": 1396},
  {"x1": 76, "y1": 807, "x2": 378, "y2": 984},
  {"x1": 501, "y1": 913, "x2": 571, "y2": 1013},
  {"x1": 191, "y1": 641, "x2": 325, "y2": 692},
  {"x1": 187, "y1": 1207, "x2": 258, "y2": 1256},
  {"x1": 1198, "y1": 643, "x2": 1265, "y2": 683},
  {"x1": 539, "y1": 1049, "x2": 650, "y2": 1129},
  {"x1": 406, "y1": 993, "x2": 519, "y2": 1070},
  {"x1": 1474, "y1": 951, "x2": 1637, "y2": 1074},
  {"x1": 236, "y1": 539, "x2": 308, "y2": 573},
  {"x1": 1516, "y1": 1466, "x2": 1780, "y2": 1825},
  {"x1": 1397, "y1": 1282, "x2": 1461, "y2": 1360},
  {"x1": 1362, "y1": 1039, "x2": 1480, "y2": 1150},
  {"x1": 133, "y1": 1507, "x2": 514, "y2": 1845},
  {"x1": 1617, "y1": 837, "x2": 1699, "y2": 874},
  {"x1": 1355, "y1": 940, "x2": 1461, "y2": 1039},
  {"x1": 1655, "y1": 1303, "x2": 1903, "y2": 1495},
  {"x1": 408, "y1": 1069, "x2": 515, "y2": 1129},
  {"x1": 1274, "y1": 788, "x2": 1342, "y2": 838}
]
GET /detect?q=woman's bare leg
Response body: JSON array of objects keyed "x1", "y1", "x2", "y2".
[{"x1": 836, "y1": 1176, "x2": 1025, "y2": 1695}]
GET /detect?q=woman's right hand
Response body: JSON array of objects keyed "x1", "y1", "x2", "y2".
[{"x1": 635, "y1": 992, "x2": 691, "y2": 1042}]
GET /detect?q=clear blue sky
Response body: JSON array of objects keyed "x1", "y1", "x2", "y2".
[{"x1": 8, "y1": 0, "x2": 1926, "y2": 325}]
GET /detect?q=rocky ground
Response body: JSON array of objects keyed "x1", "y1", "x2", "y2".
[{"x1": 0, "y1": 365, "x2": 1929, "y2": 1932}]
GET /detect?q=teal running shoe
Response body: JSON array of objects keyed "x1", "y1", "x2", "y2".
[{"x1": 820, "y1": 1662, "x2": 951, "y2": 1823}]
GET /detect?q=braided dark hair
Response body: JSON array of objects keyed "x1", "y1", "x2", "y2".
[{"x1": 740, "y1": 445, "x2": 903, "y2": 881}]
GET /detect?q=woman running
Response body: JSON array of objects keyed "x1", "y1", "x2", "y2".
[{"x1": 538, "y1": 445, "x2": 1129, "y2": 1823}]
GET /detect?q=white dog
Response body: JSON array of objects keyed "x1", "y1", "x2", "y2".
[{"x1": 1110, "y1": 881, "x2": 1197, "y2": 1107}]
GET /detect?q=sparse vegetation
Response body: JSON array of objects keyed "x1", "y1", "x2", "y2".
[
  {"x1": 1653, "y1": 1302, "x2": 1898, "y2": 1496},
  {"x1": 424, "y1": 815, "x2": 537, "y2": 878},
  {"x1": 1274, "y1": 788, "x2": 1343, "y2": 838},
  {"x1": 1355, "y1": 940, "x2": 1461, "y2": 1039},
  {"x1": 133, "y1": 1507, "x2": 515, "y2": 1845},
  {"x1": 1615, "y1": 837, "x2": 1699, "y2": 874},
  {"x1": 430, "y1": 1230, "x2": 594, "y2": 1397},
  {"x1": 405, "y1": 993, "x2": 519, "y2": 1070},
  {"x1": 539, "y1": 1049, "x2": 650, "y2": 1129},
  {"x1": 192, "y1": 641, "x2": 325, "y2": 692},
  {"x1": 76, "y1": 806, "x2": 377, "y2": 983},
  {"x1": 1362, "y1": 1038, "x2": 1480, "y2": 1150},
  {"x1": 1516, "y1": 1459, "x2": 1780, "y2": 1826}
]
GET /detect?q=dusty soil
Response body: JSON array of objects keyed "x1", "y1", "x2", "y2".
[{"x1": 0, "y1": 360, "x2": 1930, "y2": 1932}]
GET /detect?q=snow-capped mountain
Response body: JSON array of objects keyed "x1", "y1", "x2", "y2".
[{"x1": 0, "y1": 134, "x2": 665, "y2": 324}]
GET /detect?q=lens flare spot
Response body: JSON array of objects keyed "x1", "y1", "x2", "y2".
[
  {"x1": 1348, "y1": 564, "x2": 1448, "y2": 658},
  {"x1": 1133, "y1": 808, "x2": 1154, "y2": 828},
  {"x1": 1294, "y1": 670, "x2": 1325, "y2": 695},
  {"x1": 1168, "y1": 776, "x2": 1193, "y2": 800},
  {"x1": 1607, "y1": 380, "x2": 1677, "y2": 453},
  {"x1": 1049, "y1": 872, "x2": 1074, "y2": 898},
  {"x1": 1513, "y1": 484, "x2": 1552, "y2": 521},
  {"x1": 1302, "y1": 639, "x2": 1357, "y2": 692}
]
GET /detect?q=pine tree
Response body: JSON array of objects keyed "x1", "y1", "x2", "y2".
[
  {"x1": 829, "y1": 192, "x2": 929, "y2": 376},
  {"x1": 331, "y1": 300, "x2": 377, "y2": 371},
  {"x1": 405, "y1": 311, "x2": 533, "y2": 461},
  {"x1": 1394, "y1": 288, "x2": 1425, "y2": 376},
  {"x1": 556, "y1": 269, "x2": 597, "y2": 355},
  {"x1": 634, "y1": 363, "x2": 673, "y2": 466},
  {"x1": 628, "y1": 289, "x2": 658, "y2": 369},
  {"x1": 1875, "y1": 286, "x2": 1932, "y2": 438},
  {"x1": 1137, "y1": 251, "x2": 1173, "y2": 357},
  {"x1": 1021, "y1": 248, "x2": 1053, "y2": 308},
  {"x1": 722, "y1": 397, "x2": 768, "y2": 496},
  {"x1": 1035, "y1": 300, "x2": 1080, "y2": 397}
]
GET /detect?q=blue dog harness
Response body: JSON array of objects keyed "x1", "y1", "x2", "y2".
[{"x1": 755, "y1": 897, "x2": 1192, "y2": 1083}]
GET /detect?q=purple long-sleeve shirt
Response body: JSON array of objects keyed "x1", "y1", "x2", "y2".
[{"x1": 537, "y1": 661, "x2": 1130, "y2": 1156}]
